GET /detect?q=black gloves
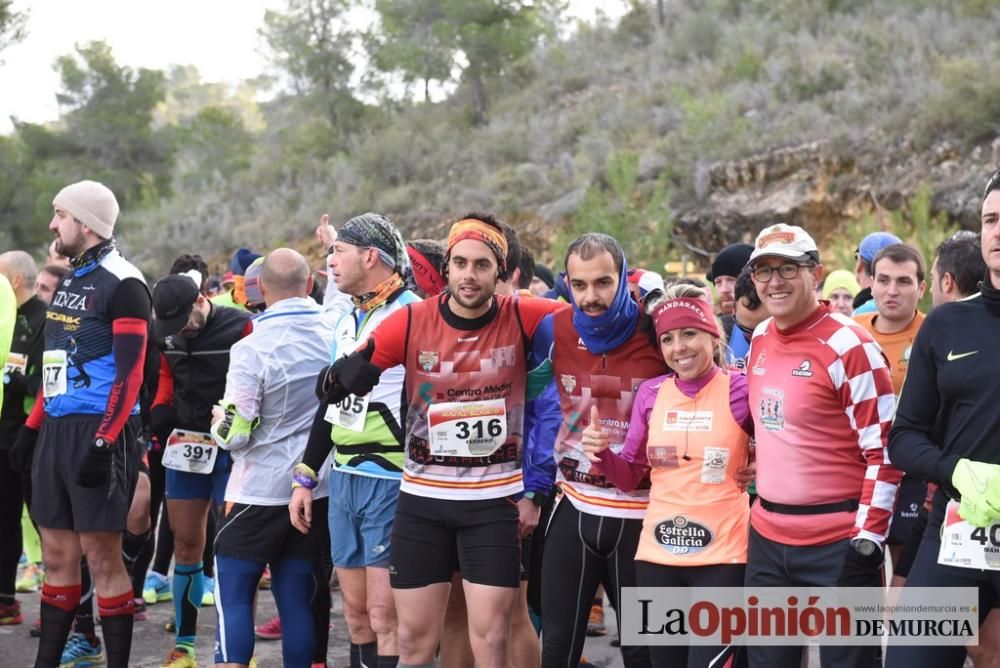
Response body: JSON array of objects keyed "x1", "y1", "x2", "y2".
[
  {"x1": 326, "y1": 339, "x2": 380, "y2": 403},
  {"x1": 836, "y1": 540, "x2": 884, "y2": 587},
  {"x1": 9, "y1": 426, "x2": 39, "y2": 475},
  {"x1": 149, "y1": 404, "x2": 176, "y2": 444},
  {"x1": 77, "y1": 439, "x2": 115, "y2": 488}
]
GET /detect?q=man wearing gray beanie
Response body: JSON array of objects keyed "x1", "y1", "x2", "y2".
[{"x1": 7, "y1": 180, "x2": 150, "y2": 667}]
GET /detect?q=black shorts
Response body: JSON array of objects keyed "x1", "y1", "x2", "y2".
[
  {"x1": 390, "y1": 491, "x2": 520, "y2": 589},
  {"x1": 31, "y1": 414, "x2": 141, "y2": 533},
  {"x1": 215, "y1": 497, "x2": 329, "y2": 563},
  {"x1": 888, "y1": 476, "x2": 926, "y2": 545}
]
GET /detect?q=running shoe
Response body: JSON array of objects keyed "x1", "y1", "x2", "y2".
[
  {"x1": 311, "y1": 663, "x2": 328, "y2": 668},
  {"x1": 59, "y1": 632, "x2": 105, "y2": 667},
  {"x1": 586, "y1": 602, "x2": 607, "y2": 637},
  {"x1": 143, "y1": 571, "x2": 172, "y2": 605},
  {"x1": 258, "y1": 566, "x2": 271, "y2": 590},
  {"x1": 160, "y1": 647, "x2": 196, "y2": 668},
  {"x1": 0, "y1": 599, "x2": 23, "y2": 625},
  {"x1": 255, "y1": 615, "x2": 282, "y2": 640},
  {"x1": 164, "y1": 616, "x2": 175, "y2": 633},
  {"x1": 201, "y1": 576, "x2": 215, "y2": 606},
  {"x1": 16, "y1": 562, "x2": 44, "y2": 593}
]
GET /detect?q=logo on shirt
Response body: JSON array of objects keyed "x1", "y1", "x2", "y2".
[
  {"x1": 791, "y1": 360, "x2": 814, "y2": 377},
  {"x1": 751, "y1": 349, "x2": 767, "y2": 376},
  {"x1": 648, "y1": 445, "x2": 679, "y2": 468},
  {"x1": 490, "y1": 345, "x2": 516, "y2": 369},
  {"x1": 662, "y1": 410, "x2": 714, "y2": 432},
  {"x1": 655, "y1": 516, "x2": 713, "y2": 555},
  {"x1": 759, "y1": 387, "x2": 785, "y2": 432},
  {"x1": 946, "y1": 350, "x2": 977, "y2": 362},
  {"x1": 457, "y1": 335, "x2": 479, "y2": 343},
  {"x1": 560, "y1": 374, "x2": 577, "y2": 393},
  {"x1": 418, "y1": 350, "x2": 440, "y2": 373}
]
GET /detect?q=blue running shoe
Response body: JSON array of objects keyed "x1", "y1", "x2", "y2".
[
  {"x1": 60, "y1": 632, "x2": 105, "y2": 667},
  {"x1": 143, "y1": 571, "x2": 172, "y2": 605},
  {"x1": 201, "y1": 576, "x2": 215, "y2": 607}
]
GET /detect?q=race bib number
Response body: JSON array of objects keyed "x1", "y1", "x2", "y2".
[
  {"x1": 701, "y1": 446, "x2": 729, "y2": 484},
  {"x1": 5, "y1": 352, "x2": 27, "y2": 377},
  {"x1": 162, "y1": 429, "x2": 218, "y2": 474},
  {"x1": 427, "y1": 398, "x2": 507, "y2": 457},
  {"x1": 323, "y1": 393, "x2": 370, "y2": 432},
  {"x1": 42, "y1": 350, "x2": 67, "y2": 398},
  {"x1": 938, "y1": 500, "x2": 1000, "y2": 571}
]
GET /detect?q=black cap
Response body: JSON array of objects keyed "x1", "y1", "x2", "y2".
[
  {"x1": 533, "y1": 263, "x2": 555, "y2": 289},
  {"x1": 152, "y1": 275, "x2": 200, "y2": 339},
  {"x1": 707, "y1": 243, "x2": 754, "y2": 282}
]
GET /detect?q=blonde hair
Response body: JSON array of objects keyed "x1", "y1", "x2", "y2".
[{"x1": 646, "y1": 283, "x2": 728, "y2": 368}]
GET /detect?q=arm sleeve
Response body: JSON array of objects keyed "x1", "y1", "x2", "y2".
[
  {"x1": 888, "y1": 318, "x2": 961, "y2": 489},
  {"x1": 300, "y1": 397, "x2": 334, "y2": 473},
  {"x1": 213, "y1": 342, "x2": 263, "y2": 450},
  {"x1": 95, "y1": 279, "x2": 151, "y2": 443},
  {"x1": 368, "y1": 306, "x2": 411, "y2": 370},
  {"x1": 152, "y1": 352, "x2": 174, "y2": 409},
  {"x1": 596, "y1": 382, "x2": 653, "y2": 492},
  {"x1": 25, "y1": 388, "x2": 44, "y2": 430},
  {"x1": 522, "y1": 380, "x2": 560, "y2": 495},
  {"x1": 833, "y1": 336, "x2": 903, "y2": 544}
]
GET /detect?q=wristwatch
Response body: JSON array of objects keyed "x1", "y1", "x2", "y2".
[
  {"x1": 851, "y1": 538, "x2": 881, "y2": 557},
  {"x1": 92, "y1": 437, "x2": 111, "y2": 450},
  {"x1": 523, "y1": 491, "x2": 546, "y2": 507}
]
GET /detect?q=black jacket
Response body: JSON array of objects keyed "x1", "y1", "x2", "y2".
[{"x1": 889, "y1": 279, "x2": 1000, "y2": 526}]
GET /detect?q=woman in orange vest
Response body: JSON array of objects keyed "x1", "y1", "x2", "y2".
[{"x1": 582, "y1": 284, "x2": 753, "y2": 668}]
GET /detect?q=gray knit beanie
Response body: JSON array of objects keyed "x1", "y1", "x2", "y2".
[{"x1": 52, "y1": 180, "x2": 120, "y2": 239}]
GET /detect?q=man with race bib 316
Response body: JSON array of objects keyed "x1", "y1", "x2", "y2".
[{"x1": 321, "y1": 214, "x2": 563, "y2": 668}]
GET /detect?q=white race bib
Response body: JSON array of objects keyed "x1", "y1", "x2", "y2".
[
  {"x1": 938, "y1": 500, "x2": 1000, "y2": 571},
  {"x1": 427, "y1": 398, "x2": 508, "y2": 458},
  {"x1": 42, "y1": 350, "x2": 68, "y2": 398},
  {"x1": 162, "y1": 429, "x2": 219, "y2": 474},
  {"x1": 4, "y1": 352, "x2": 27, "y2": 377},
  {"x1": 324, "y1": 393, "x2": 371, "y2": 432},
  {"x1": 700, "y1": 446, "x2": 730, "y2": 484}
]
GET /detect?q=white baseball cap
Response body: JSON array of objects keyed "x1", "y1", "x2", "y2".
[{"x1": 749, "y1": 224, "x2": 819, "y2": 263}]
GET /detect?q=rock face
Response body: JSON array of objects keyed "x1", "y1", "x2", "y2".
[{"x1": 673, "y1": 136, "x2": 1000, "y2": 258}]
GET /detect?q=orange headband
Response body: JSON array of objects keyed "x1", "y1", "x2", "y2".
[{"x1": 446, "y1": 219, "x2": 509, "y2": 268}]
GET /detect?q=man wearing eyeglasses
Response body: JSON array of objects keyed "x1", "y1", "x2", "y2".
[{"x1": 744, "y1": 223, "x2": 902, "y2": 668}]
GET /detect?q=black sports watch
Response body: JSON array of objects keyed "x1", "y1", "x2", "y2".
[
  {"x1": 523, "y1": 491, "x2": 546, "y2": 507},
  {"x1": 92, "y1": 437, "x2": 111, "y2": 450}
]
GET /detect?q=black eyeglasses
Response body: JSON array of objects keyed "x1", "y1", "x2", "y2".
[{"x1": 750, "y1": 262, "x2": 814, "y2": 283}]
